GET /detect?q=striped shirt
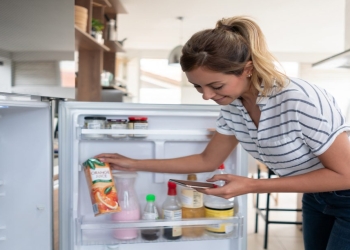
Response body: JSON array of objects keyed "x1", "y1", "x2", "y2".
[{"x1": 216, "y1": 77, "x2": 350, "y2": 177}]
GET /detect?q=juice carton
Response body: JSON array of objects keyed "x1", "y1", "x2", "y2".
[{"x1": 83, "y1": 158, "x2": 121, "y2": 216}]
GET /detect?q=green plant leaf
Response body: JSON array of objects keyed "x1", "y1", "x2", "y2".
[
  {"x1": 91, "y1": 18, "x2": 104, "y2": 32},
  {"x1": 104, "y1": 186, "x2": 113, "y2": 195},
  {"x1": 91, "y1": 158, "x2": 105, "y2": 166},
  {"x1": 88, "y1": 161, "x2": 95, "y2": 170}
]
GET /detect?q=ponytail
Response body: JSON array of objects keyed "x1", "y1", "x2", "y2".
[{"x1": 180, "y1": 16, "x2": 288, "y2": 96}]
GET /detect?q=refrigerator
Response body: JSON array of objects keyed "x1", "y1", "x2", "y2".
[{"x1": 0, "y1": 93, "x2": 248, "y2": 250}]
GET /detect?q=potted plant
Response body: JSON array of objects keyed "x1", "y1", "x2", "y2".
[{"x1": 91, "y1": 18, "x2": 104, "y2": 44}]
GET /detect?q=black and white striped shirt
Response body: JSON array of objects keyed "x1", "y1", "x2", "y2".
[{"x1": 216, "y1": 77, "x2": 350, "y2": 177}]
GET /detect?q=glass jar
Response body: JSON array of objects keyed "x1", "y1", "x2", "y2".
[
  {"x1": 111, "y1": 171, "x2": 141, "y2": 240},
  {"x1": 106, "y1": 119, "x2": 127, "y2": 138},
  {"x1": 128, "y1": 117, "x2": 148, "y2": 138},
  {"x1": 84, "y1": 116, "x2": 106, "y2": 138}
]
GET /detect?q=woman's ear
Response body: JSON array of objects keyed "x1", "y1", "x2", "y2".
[{"x1": 244, "y1": 61, "x2": 253, "y2": 77}]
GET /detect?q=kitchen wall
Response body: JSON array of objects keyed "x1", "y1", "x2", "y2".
[
  {"x1": 300, "y1": 64, "x2": 350, "y2": 117},
  {"x1": 0, "y1": 0, "x2": 74, "y2": 98},
  {"x1": 0, "y1": 53, "x2": 12, "y2": 93}
]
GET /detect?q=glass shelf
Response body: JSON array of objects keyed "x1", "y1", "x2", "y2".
[
  {"x1": 78, "y1": 216, "x2": 243, "y2": 245},
  {"x1": 80, "y1": 129, "x2": 213, "y2": 136},
  {"x1": 78, "y1": 128, "x2": 214, "y2": 141}
]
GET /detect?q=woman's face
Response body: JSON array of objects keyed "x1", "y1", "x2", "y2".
[{"x1": 185, "y1": 66, "x2": 251, "y2": 105}]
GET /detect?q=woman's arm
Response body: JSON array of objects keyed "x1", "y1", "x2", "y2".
[
  {"x1": 96, "y1": 132, "x2": 239, "y2": 174},
  {"x1": 204, "y1": 132, "x2": 350, "y2": 198}
]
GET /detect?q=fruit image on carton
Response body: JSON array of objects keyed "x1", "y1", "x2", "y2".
[{"x1": 83, "y1": 158, "x2": 121, "y2": 216}]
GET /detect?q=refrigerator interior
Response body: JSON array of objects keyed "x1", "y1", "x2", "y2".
[
  {"x1": 0, "y1": 96, "x2": 53, "y2": 250},
  {"x1": 59, "y1": 102, "x2": 248, "y2": 250}
]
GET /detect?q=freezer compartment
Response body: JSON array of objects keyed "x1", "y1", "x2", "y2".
[{"x1": 77, "y1": 216, "x2": 244, "y2": 245}]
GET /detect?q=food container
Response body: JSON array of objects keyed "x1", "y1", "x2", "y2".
[
  {"x1": 84, "y1": 116, "x2": 106, "y2": 138},
  {"x1": 106, "y1": 119, "x2": 127, "y2": 138},
  {"x1": 74, "y1": 5, "x2": 88, "y2": 32},
  {"x1": 127, "y1": 117, "x2": 148, "y2": 138},
  {"x1": 111, "y1": 171, "x2": 140, "y2": 239},
  {"x1": 83, "y1": 158, "x2": 121, "y2": 216}
]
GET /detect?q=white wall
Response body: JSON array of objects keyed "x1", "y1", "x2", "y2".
[
  {"x1": 299, "y1": 63, "x2": 350, "y2": 115},
  {"x1": 0, "y1": 56, "x2": 12, "y2": 93}
]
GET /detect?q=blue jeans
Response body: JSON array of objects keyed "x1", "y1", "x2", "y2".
[{"x1": 302, "y1": 190, "x2": 350, "y2": 250}]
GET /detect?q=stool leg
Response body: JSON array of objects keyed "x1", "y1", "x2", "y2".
[
  {"x1": 264, "y1": 192, "x2": 271, "y2": 249},
  {"x1": 264, "y1": 170, "x2": 273, "y2": 249},
  {"x1": 255, "y1": 166, "x2": 261, "y2": 233}
]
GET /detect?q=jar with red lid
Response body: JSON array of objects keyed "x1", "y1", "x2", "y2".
[{"x1": 128, "y1": 116, "x2": 148, "y2": 138}]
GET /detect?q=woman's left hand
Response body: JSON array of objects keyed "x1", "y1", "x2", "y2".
[{"x1": 197, "y1": 174, "x2": 254, "y2": 198}]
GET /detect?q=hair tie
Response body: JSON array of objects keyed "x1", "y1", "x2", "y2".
[{"x1": 218, "y1": 23, "x2": 239, "y2": 33}]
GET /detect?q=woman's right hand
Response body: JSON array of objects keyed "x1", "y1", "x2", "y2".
[{"x1": 95, "y1": 153, "x2": 136, "y2": 171}]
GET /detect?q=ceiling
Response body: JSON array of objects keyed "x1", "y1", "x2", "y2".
[
  {"x1": 0, "y1": 0, "x2": 74, "y2": 52},
  {"x1": 0, "y1": 0, "x2": 346, "y2": 63},
  {"x1": 117, "y1": 0, "x2": 347, "y2": 62}
]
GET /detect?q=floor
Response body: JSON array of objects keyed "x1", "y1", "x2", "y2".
[{"x1": 246, "y1": 192, "x2": 304, "y2": 250}]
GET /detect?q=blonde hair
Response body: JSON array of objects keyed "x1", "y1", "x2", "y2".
[{"x1": 180, "y1": 16, "x2": 288, "y2": 96}]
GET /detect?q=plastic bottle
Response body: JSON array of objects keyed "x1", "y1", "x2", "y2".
[
  {"x1": 181, "y1": 174, "x2": 205, "y2": 237},
  {"x1": 141, "y1": 194, "x2": 160, "y2": 241},
  {"x1": 111, "y1": 171, "x2": 140, "y2": 240},
  {"x1": 162, "y1": 181, "x2": 182, "y2": 240},
  {"x1": 204, "y1": 164, "x2": 234, "y2": 236},
  {"x1": 214, "y1": 163, "x2": 226, "y2": 186}
]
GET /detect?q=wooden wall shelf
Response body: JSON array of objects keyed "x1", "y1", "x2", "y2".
[
  {"x1": 105, "y1": 0, "x2": 128, "y2": 14},
  {"x1": 104, "y1": 40, "x2": 125, "y2": 53},
  {"x1": 75, "y1": 26, "x2": 110, "y2": 51},
  {"x1": 93, "y1": 0, "x2": 111, "y2": 7},
  {"x1": 75, "y1": 0, "x2": 127, "y2": 101}
]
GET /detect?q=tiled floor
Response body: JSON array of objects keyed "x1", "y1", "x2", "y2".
[{"x1": 246, "y1": 192, "x2": 304, "y2": 250}]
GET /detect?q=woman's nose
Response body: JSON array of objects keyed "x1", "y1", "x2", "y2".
[{"x1": 202, "y1": 88, "x2": 215, "y2": 100}]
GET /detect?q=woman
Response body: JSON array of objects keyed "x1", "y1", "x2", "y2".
[{"x1": 97, "y1": 16, "x2": 350, "y2": 249}]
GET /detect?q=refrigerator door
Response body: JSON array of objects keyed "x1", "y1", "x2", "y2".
[
  {"x1": 0, "y1": 93, "x2": 53, "y2": 250},
  {"x1": 59, "y1": 102, "x2": 247, "y2": 250}
]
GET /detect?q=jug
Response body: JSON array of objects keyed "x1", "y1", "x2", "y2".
[{"x1": 111, "y1": 171, "x2": 140, "y2": 240}]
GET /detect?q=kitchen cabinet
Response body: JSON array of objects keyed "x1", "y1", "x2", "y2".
[{"x1": 75, "y1": 0, "x2": 126, "y2": 101}]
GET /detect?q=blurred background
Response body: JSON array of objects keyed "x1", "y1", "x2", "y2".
[{"x1": 0, "y1": 0, "x2": 349, "y2": 116}]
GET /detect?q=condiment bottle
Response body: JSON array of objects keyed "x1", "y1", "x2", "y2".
[
  {"x1": 181, "y1": 174, "x2": 205, "y2": 237},
  {"x1": 127, "y1": 116, "x2": 148, "y2": 138},
  {"x1": 141, "y1": 194, "x2": 160, "y2": 241},
  {"x1": 204, "y1": 164, "x2": 234, "y2": 235},
  {"x1": 162, "y1": 181, "x2": 182, "y2": 240},
  {"x1": 84, "y1": 116, "x2": 106, "y2": 138},
  {"x1": 106, "y1": 119, "x2": 127, "y2": 138}
]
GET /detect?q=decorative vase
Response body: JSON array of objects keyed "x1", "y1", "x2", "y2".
[{"x1": 95, "y1": 31, "x2": 104, "y2": 44}]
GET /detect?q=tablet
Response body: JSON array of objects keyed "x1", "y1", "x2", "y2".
[{"x1": 169, "y1": 179, "x2": 218, "y2": 189}]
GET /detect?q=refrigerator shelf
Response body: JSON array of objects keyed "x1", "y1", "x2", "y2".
[
  {"x1": 78, "y1": 217, "x2": 242, "y2": 245},
  {"x1": 80, "y1": 128, "x2": 214, "y2": 135},
  {"x1": 80, "y1": 231, "x2": 236, "y2": 245},
  {"x1": 79, "y1": 129, "x2": 214, "y2": 141},
  {"x1": 80, "y1": 217, "x2": 241, "y2": 229}
]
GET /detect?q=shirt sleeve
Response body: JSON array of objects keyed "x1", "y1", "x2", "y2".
[
  {"x1": 216, "y1": 108, "x2": 236, "y2": 136},
  {"x1": 295, "y1": 90, "x2": 350, "y2": 156}
]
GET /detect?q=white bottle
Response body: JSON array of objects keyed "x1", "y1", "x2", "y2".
[
  {"x1": 204, "y1": 164, "x2": 234, "y2": 235},
  {"x1": 214, "y1": 163, "x2": 227, "y2": 187},
  {"x1": 162, "y1": 181, "x2": 182, "y2": 240}
]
